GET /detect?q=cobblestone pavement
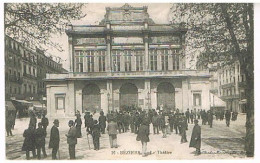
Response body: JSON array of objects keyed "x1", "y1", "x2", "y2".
[{"x1": 6, "y1": 114, "x2": 247, "y2": 160}]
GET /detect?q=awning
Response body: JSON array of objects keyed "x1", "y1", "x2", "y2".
[{"x1": 31, "y1": 101, "x2": 43, "y2": 106}]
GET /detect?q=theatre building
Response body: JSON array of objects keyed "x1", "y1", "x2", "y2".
[{"x1": 45, "y1": 4, "x2": 211, "y2": 117}]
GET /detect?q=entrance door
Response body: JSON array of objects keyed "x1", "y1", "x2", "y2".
[
  {"x1": 120, "y1": 83, "x2": 138, "y2": 109},
  {"x1": 157, "y1": 82, "x2": 175, "y2": 109},
  {"x1": 82, "y1": 84, "x2": 101, "y2": 113}
]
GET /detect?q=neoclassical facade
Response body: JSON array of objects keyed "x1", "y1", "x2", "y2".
[{"x1": 45, "y1": 4, "x2": 211, "y2": 117}]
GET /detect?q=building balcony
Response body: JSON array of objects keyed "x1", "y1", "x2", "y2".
[
  {"x1": 238, "y1": 81, "x2": 247, "y2": 88},
  {"x1": 220, "y1": 82, "x2": 235, "y2": 89},
  {"x1": 23, "y1": 73, "x2": 37, "y2": 80},
  {"x1": 8, "y1": 75, "x2": 23, "y2": 84},
  {"x1": 220, "y1": 94, "x2": 240, "y2": 100},
  {"x1": 45, "y1": 70, "x2": 210, "y2": 81}
]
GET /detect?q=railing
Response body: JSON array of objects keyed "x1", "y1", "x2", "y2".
[
  {"x1": 220, "y1": 94, "x2": 240, "y2": 100},
  {"x1": 8, "y1": 75, "x2": 23, "y2": 84},
  {"x1": 220, "y1": 82, "x2": 235, "y2": 89},
  {"x1": 45, "y1": 70, "x2": 210, "y2": 80}
]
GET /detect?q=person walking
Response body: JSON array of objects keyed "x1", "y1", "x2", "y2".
[
  {"x1": 49, "y1": 119, "x2": 60, "y2": 160},
  {"x1": 129, "y1": 112, "x2": 135, "y2": 133},
  {"x1": 29, "y1": 112, "x2": 37, "y2": 130},
  {"x1": 136, "y1": 120, "x2": 150, "y2": 157},
  {"x1": 66, "y1": 120, "x2": 77, "y2": 159},
  {"x1": 35, "y1": 122, "x2": 47, "y2": 159},
  {"x1": 152, "y1": 112, "x2": 159, "y2": 134},
  {"x1": 189, "y1": 119, "x2": 201, "y2": 156},
  {"x1": 91, "y1": 120, "x2": 101, "y2": 150},
  {"x1": 22, "y1": 124, "x2": 36, "y2": 160},
  {"x1": 207, "y1": 110, "x2": 214, "y2": 128},
  {"x1": 180, "y1": 113, "x2": 188, "y2": 143},
  {"x1": 185, "y1": 109, "x2": 190, "y2": 123},
  {"x1": 190, "y1": 110, "x2": 194, "y2": 124},
  {"x1": 107, "y1": 119, "x2": 118, "y2": 148},
  {"x1": 75, "y1": 114, "x2": 82, "y2": 138},
  {"x1": 41, "y1": 114, "x2": 49, "y2": 132},
  {"x1": 98, "y1": 111, "x2": 107, "y2": 134},
  {"x1": 225, "y1": 110, "x2": 231, "y2": 127}
]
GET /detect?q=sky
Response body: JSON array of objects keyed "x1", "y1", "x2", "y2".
[{"x1": 48, "y1": 3, "x2": 173, "y2": 70}]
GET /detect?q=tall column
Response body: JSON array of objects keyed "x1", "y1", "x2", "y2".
[
  {"x1": 107, "y1": 80, "x2": 113, "y2": 113},
  {"x1": 144, "y1": 79, "x2": 151, "y2": 110},
  {"x1": 144, "y1": 34, "x2": 149, "y2": 71},
  {"x1": 67, "y1": 81, "x2": 75, "y2": 116},
  {"x1": 106, "y1": 35, "x2": 111, "y2": 72},
  {"x1": 68, "y1": 36, "x2": 74, "y2": 72}
]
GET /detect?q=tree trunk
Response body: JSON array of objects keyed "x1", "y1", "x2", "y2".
[{"x1": 245, "y1": 73, "x2": 254, "y2": 157}]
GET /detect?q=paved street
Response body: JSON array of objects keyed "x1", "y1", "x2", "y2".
[{"x1": 6, "y1": 114, "x2": 247, "y2": 160}]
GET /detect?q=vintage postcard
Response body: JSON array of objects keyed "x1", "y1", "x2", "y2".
[{"x1": 4, "y1": 3, "x2": 254, "y2": 160}]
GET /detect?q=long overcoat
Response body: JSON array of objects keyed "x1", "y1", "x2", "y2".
[
  {"x1": 136, "y1": 124, "x2": 150, "y2": 142},
  {"x1": 22, "y1": 128, "x2": 36, "y2": 151},
  {"x1": 35, "y1": 127, "x2": 46, "y2": 148},
  {"x1": 67, "y1": 126, "x2": 77, "y2": 145},
  {"x1": 49, "y1": 126, "x2": 60, "y2": 148},
  {"x1": 189, "y1": 124, "x2": 201, "y2": 149}
]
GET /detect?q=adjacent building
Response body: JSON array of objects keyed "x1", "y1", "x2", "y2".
[
  {"x1": 5, "y1": 35, "x2": 67, "y2": 102},
  {"x1": 45, "y1": 4, "x2": 211, "y2": 117},
  {"x1": 218, "y1": 61, "x2": 247, "y2": 113}
]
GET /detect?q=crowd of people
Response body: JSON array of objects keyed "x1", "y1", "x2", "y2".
[{"x1": 19, "y1": 107, "x2": 240, "y2": 160}]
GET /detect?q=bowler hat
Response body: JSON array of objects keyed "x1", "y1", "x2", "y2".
[{"x1": 53, "y1": 119, "x2": 59, "y2": 124}]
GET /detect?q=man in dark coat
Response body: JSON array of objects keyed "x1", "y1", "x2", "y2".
[
  {"x1": 84, "y1": 111, "x2": 92, "y2": 133},
  {"x1": 49, "y1": 119, "x2": 60, "y2": 160},
  {"x1": 189, "y1": 119, "x2": 201, "y2": 155},
  {"x1": 134, "y1": 112, "x2": 141, "y2": 134},
  {"x1": 197, "y1": 109, "x2": 201, "y2": 119},
  {"x1": 66, "y1": 120, "x2": 77, "y2": 159},
  {"x1": 117, "y1": 111, "x2": 124, "y2": 133},
  {"x1": 75, "y1": 114, "x2": 82, "y2": 138},
  {"x1": 207, "y1": 110, "x2": 214, "y2": 128},
  {"x1": 169, "y1": 112, "x2": 174, "y2": 132},
  {"x1": 201, "y1": 110, "x2": 207, "y2": 125},
  {"x1": 185, "y1": 109, "x2": 190, "y2": 123},
  {"x1": 136, "y1": 119, "x2": 150, "y2": 157},
  {"x1": 129, "y1": 112, "x2": 135, "y2": 133},
  {"x1": 152, "y1": 112, "x2": 159, "y2": 134},
  {"x1": 29, "y1": 112, "x2": 37, "y2": 130},
  {"x1": 35, "y1": 122, "x2": 47, "y2": 159},
  {"x1": 180, "y1": 113, "x2": 188, "y2": 143},
  {"x1": 225, "y1": 110, "x2": 231, "y2": 127},
  {"x1": 173, "y1": 112, "x2": 180, "y2": 134},
  {"x1": 91, "y1": 120, "x2": 101, "y2": 150},
  {"x1": 122, "y1": 112, "x2": 130, "y2": 132},
  {"x1": 41, "y1": 114, "x2": 49, "y2": 132},
  {"x1": 98, "y1": 111, "x2": 107, "y2": 134},
  {"x1": 22, "y1": 124, "x2": 36, "y2": 160},
  {"x1": 190, "y1": 110, "x2": 194, "y2": 124}
]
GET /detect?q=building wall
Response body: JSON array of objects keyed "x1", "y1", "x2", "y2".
[
  {"x1": 46, "y1": 77, "x2": 210, "y2": 117},
  {"x1": 5, "y1": 35, "x2": 66, "y2": 101}
]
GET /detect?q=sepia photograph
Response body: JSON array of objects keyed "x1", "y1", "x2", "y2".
[{"x1": 3, "y1": 2, "x2": 255, "y2": 160}]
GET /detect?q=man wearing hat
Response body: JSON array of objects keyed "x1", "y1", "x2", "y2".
[
  {"x1": 35, "y1": 122, "x2": 47, "y2": 159},
  {"x1": 49, "y1": 119, "x2": 60, "y2": 159},
  {"x1": 66, "y1": 120, "x2": 77, "y2": 159},
  {"x1": 189, "y1": 119, "x2": 201, "y2": 155}
]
